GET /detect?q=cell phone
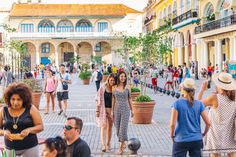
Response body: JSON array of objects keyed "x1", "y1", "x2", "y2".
[{"x1": 207, "y1": 80, "x2": 211, "y2": 89}]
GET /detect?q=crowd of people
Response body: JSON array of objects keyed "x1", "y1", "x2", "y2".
[{"x1": 0, "y1": 61, "x2": 235, "y2": 157}]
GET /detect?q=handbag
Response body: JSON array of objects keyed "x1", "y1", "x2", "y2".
[{"x1": 60, "y1": 73, "x2": 68, "y2": 90}]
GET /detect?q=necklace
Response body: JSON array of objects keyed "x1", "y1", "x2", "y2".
[{"x1": 13, "y1": 116, "x2": 19, "y2": 130}]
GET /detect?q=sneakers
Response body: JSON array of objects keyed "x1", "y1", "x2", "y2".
[{"x1": 58, "y1": 110, "x2": 63, "y2": 115}]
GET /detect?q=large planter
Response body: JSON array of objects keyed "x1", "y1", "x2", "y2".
[
  {"x1": 132, "y1": 101, "x2": 155, "y2": 124},
  {"x1": 83, "y1": 78, "x2": 90, "y2": 85},
  {"x1": 131, "y1": 92, "x2": 140, "y2": 101},
  {"x1": 32, "y1": 92, "x2": 42, "y2": 110},
  {"x1": 102, "y1": 75, "x2": 109, "y2": 82}
]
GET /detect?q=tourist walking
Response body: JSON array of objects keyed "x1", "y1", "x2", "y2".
[
  {"x1": 197, "y1": 72, "x2": 236, "y2": 157},
  {"x1": 55, "y1": 64, "x2": 72, "y2": 117},
  {"x1": 132, "y1": 68, "x2": 139, "y2": 87},
  {"x1": 112, "y1": 72, "x2": 133, "y2": 155},
  {"x1": 44, "y1": 69, "x2": 56, "y2": 114},
  {"x1": 96, "y1": 74, "x2": 116, "y2": 152},
  {"x1": 64, "y1": 117, "x2": 91, "y2": 157},
  {"x1": 91, "y1": 67, "x2": 103, "y2": 91},
  {"x1": 170, "y1": 78, "x2": 210, "y2": 157},
  {"x1": 177, "y1": 65, "x2": 183, "y2": 84},
  {"x1": 164, "y1": 67, "x2": 174, "y2": 91},
  {"x1": 151, "y1": 67, "x2": 158, "y2": 93},
  {"x1": 2, "y1": 65, "x2": 15, "y2": 88},
  {"x1": 0, "y1": 83, "x2": 44, "y2": 157},
  {"x1": 42, "y1": 136, "x2": 67, "y2": 157}
]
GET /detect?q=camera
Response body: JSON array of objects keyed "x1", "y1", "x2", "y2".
[{"x1": 207, "y1": 80, "x2": 211, "y2": 89}]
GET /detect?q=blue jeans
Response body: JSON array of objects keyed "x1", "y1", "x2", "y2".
[{"x1": 172, "y1": 140, "x2": 203, "y2": 157}]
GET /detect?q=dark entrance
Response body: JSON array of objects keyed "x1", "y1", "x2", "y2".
[{"x1": 64, "y1": 52, "x2": 74, "y2": 62}]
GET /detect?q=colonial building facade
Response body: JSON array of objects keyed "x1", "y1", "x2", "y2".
[
  {"x1": 144, "y1": 0, "x2": 236, "y2": 71},
  {"x1": 6, "y1": 2, "x2": 142, "y2": 70}
]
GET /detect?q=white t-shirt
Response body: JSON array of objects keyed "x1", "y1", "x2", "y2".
[{"x1": 55, "y1": 73, "x2": 71, "y2": 92}]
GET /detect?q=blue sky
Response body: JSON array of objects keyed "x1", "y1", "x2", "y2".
[{"x1": 1, "y1": 0, "x2": 148, "y2": 11}]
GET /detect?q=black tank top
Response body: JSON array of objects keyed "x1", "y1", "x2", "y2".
[
  {"x1": 104, "y1": 90, "x2": 112, "y2": 108},
  {"x1": 3, "y1": 106, "x2": 38, "y2": 150}
]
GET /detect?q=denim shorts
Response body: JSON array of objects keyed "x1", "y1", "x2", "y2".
[
  {"x1": 172, "y1": 140, "x2": 203, "y2": 157},
  {"x1": 57, "y1": 91, "x2": 69, "y2": 101}
]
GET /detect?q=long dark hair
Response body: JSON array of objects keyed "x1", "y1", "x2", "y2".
[
  {"x1": 44, "y1": 136, "x2": 66, "y2": 157},
  {"x1": 223, "y1": 89, "x2": 235, "y2": 101},
  {"x1": 116, "y1": 71, "x2": 127, "y2": 88}
]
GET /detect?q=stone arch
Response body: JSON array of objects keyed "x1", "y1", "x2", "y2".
[
  {"x1": 75, "y1": 19, "x2": 93, "y2": 32},
  {"x1": 57, "y1": 19, "x2": 74, "y2": 32},
  {"x1": 76, "y1": 42, "x2": 93, "y2": 64},
  {"x1": 38, "y1": 19, "x2": 55, "y2": 32},
  {"x1": 22, "y1": 42, "x2": 36, "y2": 70},
  {"x1": 94, "y1": 19, "x2": 112, "y2": 32},
  {"x1": 39, "y1": 42, "x2": 56, "y2": 65},
  {"x1": 203, "y1": 2, "x2": 214, "y2": 17},
  {"x1": 57, "y1": 42, "x2": 75, "y2": 64},
  {"x1": 217, "y1": 0, "x2": 231, "y2": 18},
  {"x1": 18, "y1": 19, "x2": 35, "y2": 32}
]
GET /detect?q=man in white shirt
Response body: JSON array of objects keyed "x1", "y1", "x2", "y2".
[
  {"x1": 55, "y1": 64, "x2": 72, "y2": 117},
  {"x1": 91, "y1": 66, "x2": 103, "y2": 91}
]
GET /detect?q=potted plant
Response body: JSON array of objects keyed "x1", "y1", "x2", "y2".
[
  {"x1": 130, "y1": 87, "x2": 141, "y2": 101},
  {"x1": 102, "y1": 71, "x2": 110, "y2": 82},
  {"x1": 22, "y1": 79, "x2": 42, "y2": 110},
  {"x1": 132, "y1": 95, "x2": 155, "y2": 124},
  {"x1": 79, "y1": 70, "x2": 92, "y2": 85}
]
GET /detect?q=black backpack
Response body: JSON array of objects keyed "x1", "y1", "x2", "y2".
[{"x1": 97, "y1": 71, "x2": 103, "y2": 81}]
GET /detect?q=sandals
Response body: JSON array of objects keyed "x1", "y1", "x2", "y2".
[
  {"x1": 116, "y1": 143, "x2": 126, "y2": 155},
  {"x1": 101, "y1": 145, "x2": 106, "y2": 152}
]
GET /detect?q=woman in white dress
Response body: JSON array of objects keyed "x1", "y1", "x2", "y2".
[{"x1": 198, "y1": 72, "x2": 236, "y2": 157}]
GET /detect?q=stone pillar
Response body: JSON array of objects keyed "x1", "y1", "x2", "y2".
[
  {"x1": 196, "y1": 39, "x2": 202, "y2": 69},
  {"x1": 178, "y1": 47, "x2": 183, "y2": 66},
  {"x1": 184, "y1": 44, "x2": 189, "y2": 66},
  {"x1": 202, "y1": 41, "x2": 208, "y2": 68},
  {"x1": 36, "y1": 46, "x2": 40, "y2": 65},
  {"x1": 230, "y1": 36, "x2": 236, "y2": 60},
  {"x1": 55, "y1": 51, "x2": 59, "y2": 68},
  {"x1": 191, "y1": 43, "x2": 196, "y2": 61},
  {"x1": 215, "y1": 39, "x2": 222, "y2": 71}
]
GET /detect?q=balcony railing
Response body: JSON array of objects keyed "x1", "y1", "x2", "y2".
[
  {"x1": 144, "y1": 15, "x2": 156, "y2": 25},
  {"x1": 8, "y1": 31, "x2": 124, "y2": 39},
  {"x1": 195, "y1": 14, "x2": 236, "y2": 34},
  {"x1": 172, "y1": 10, "x2": 198, "y2": 26}
]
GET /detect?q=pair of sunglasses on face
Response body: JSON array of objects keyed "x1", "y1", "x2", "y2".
[{"x1": 63, "y1": 125, "x2": 78, "y2": 131}]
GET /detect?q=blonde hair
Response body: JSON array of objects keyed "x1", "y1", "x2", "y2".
[
  {"x1": 183, "y1": 88, "x2": 195, "y2": 106},
  {"x1": 105, "y1": 74, "x2": 116, "y2": 88}
]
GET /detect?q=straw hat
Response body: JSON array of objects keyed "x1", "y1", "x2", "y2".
[
  {"x1": 212, "y1": 72, "x2": 236, "y2": 90},
  {"x1": 181, "y1": 78, "x2": 196, "y2": 90}
]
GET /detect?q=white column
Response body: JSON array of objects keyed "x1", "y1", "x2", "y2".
[
  {"x1": 184, "y1": 45, "x2": 189, "y2": 66},
  {"x1": 202, "y1": 41, "x2": 208, "y2": 68},
  {"x1": 230, "y1": 36, "x2": 236, "y2": 60},
  {"x1": 196, "y1": 39, "x2": 202, "y2": 69},
  {"x1": 191, "y1": 44, "x2": 196, "y2": 61},
  {"x1": 178, "y1": 47, "x2": 183, "y2": 65},
  {"x1": 55, "y1": 51, "x2": 59, "y2": 68},
  {"x1": 215, "y1": 39, "x2": 222, "y2": 71},
  {"x1": 36, "y1": 46, "x2": 40, "y2": 65}
]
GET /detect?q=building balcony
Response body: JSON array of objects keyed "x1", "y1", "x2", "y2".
[
  {"x1": 8, "y1": 31, "x2": 125, "y2": 40},
  {"x1": 195, "y1": 14, "x2": 236, "y2": 34},
  {"x1": 144, "y1": 15, "x2": 156, "y2": 25},
  {"x1": 172, "y1": 10, "x2": 199, "y2": 29}
]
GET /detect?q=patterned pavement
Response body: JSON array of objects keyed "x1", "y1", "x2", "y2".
[{"x1": 0, "y1": 74, "x2": 217, "y2": 156}]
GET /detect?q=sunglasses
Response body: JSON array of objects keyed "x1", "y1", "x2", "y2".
[{"x1": 63, "y1": 125, "x2": 77, "y2": 131}]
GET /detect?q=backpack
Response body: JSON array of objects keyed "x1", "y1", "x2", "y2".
[{"x1": 97, "y1": 71, "x2": 103, "y2": 81}]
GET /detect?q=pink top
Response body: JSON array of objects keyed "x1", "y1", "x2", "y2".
[{"x1": 46, "y1": 76, "x2": 55, "y2": 92}]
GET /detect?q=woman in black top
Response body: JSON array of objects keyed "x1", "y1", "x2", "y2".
[
  {"x1": 0, "y1": 83, "x2": 44, "y2": 157},
  {"x1": 96, "y1": 74, "x2": 116, "y2": 152}
]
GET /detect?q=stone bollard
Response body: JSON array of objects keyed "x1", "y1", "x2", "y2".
[{"x1": 128, "y1": 138, "x2": 141, "y2": 155}]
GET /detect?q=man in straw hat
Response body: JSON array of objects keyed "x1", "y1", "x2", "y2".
[{"x1": 197, "y1": 72, "x2": 236, "y2": 156}]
